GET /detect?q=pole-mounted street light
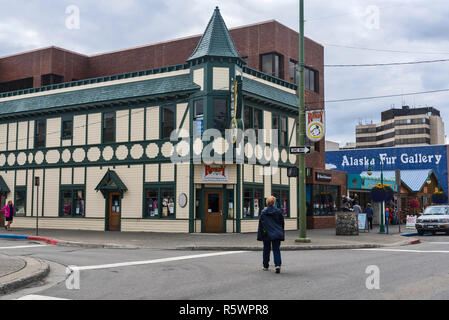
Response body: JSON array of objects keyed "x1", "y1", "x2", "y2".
[{"x1": 367, "y1": 157, "x2": 386, "y2": 233}]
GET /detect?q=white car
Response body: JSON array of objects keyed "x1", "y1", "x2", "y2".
[{"x1": 415, "y1": 205, "x2": 449, "y2": 236}]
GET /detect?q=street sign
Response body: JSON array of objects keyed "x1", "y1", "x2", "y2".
[{"x1": 290, "y1": 146, "x2": 310, "y2": 154}]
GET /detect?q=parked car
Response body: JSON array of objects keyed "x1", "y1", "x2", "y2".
[{"x1": 415, "y1": 205, "x2": 449, "y2": 235}]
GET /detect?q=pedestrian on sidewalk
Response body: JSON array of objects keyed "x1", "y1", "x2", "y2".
[
  {"x1": 2, "y1": 201, "x2": 15, "y2": 231},
  {"x1": 365, "y1": 203, "x2": 374, "y2": 230},
  {"x1": 257, "y1": 196, "x2": 285, "y2": 274},
  {"x1": 353, "y1": 201, "x2": 362, "y2": 214}
]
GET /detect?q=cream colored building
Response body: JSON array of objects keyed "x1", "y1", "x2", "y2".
[{"x1": 0, "y1": 8, "x2": 300, "y2": 233}]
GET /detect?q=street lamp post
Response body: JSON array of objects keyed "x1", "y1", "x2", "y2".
[
  {"x1": 296, "y1": 0, "x2": 310, "y2": 243},
  {"x1": 367, "y1": 157, "x2": 386, "y2": 233}
]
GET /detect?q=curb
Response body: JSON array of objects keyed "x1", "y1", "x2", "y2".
[{"x1": 0, "y1": 257, "x2": 50, "y2": 295}]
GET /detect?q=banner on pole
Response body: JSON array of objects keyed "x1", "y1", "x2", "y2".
[{"x1": 306, "y1": 110, "x2": 325, "y2": 142}]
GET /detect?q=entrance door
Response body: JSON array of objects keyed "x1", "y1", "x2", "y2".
[
  {"x1": 204, "y1": 190, "x2": 223, "y2": 233},
  {"x1": 108, "y1": 193, "x2": 121, "y2": 231},
  {"x1": 0, "y1": 193, "x2": 4, "y2": 228}
]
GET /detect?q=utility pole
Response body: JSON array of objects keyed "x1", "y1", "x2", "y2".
[{"x1": 296, "y1": 0, "x2": 310, "y2": 243}]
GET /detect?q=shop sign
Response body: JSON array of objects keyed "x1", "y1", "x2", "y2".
[
  {"x1": 316, "y1": 172, "x2": 332, "y2": 182},
  {"x1": 406, "y1": 215, "x2": 417, "y2": 229},
  {"x1": 306, "y1": 110, "x2": 325, "y2": 142},
  {"x1": 203, "y1": 165, "x2": 228, "y2": 182}
]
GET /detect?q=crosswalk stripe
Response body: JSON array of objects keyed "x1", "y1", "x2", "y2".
[
  {"x1": 17, "y1": 295, "x2": 68, "y2": 300},
  {"x1": 73, "y1": 251, "x2": 248, "y2": 271},
  {"x1": 0, "y1": 245, "x2": 48, "y2": 250}
]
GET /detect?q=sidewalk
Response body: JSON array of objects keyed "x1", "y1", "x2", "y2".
[
  {"x1": 0, "y1": 255, "x2": 49, "y2": 295},
  {"x1": 1, "y1": 225, "x2": 419, "y2": 251}
]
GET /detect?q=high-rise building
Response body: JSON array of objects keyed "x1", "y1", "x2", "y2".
[{"x1": 355, "y1": 106, "x2": 445, "y2": 149}]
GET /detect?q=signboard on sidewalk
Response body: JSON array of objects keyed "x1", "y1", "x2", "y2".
[
  {"x1": 406, "y1": 215, "x2": 417, "y2": 229},
  {"x1": 358, "y1": 214, "x2": 367, "y2": 230}
]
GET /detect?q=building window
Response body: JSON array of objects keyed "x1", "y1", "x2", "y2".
[
  {"x1": 272, "y1": 188, "x2": 289, "y2": 217},
  {"x1": 161, "y1": 106, "x2": 175, "y2": 139},
  {"x1": 145, "y1": 185, "x2": 175, "y2": 218},
  {"x1": 0, "y1": 77, "x2": 33, "y2": 94},
  {"x1": 289, "y1": 60, "x2": 299, "y2": 84},
  {"x1": 60, "y1": 188, "x2": 85, "y2": 217},
  {"x1": 272, "y1": 115, "x2": 288, "y2": 146},
  {"x1": 194, "y1": 100, "x2": 204, "y2": 135},
  {"x1": 243, "y1": 187, "x2": 264, "y2": 219},
  {"x1": 213, "y1": 99, "x2": 228, "y2": 133},
  {"x1": 103, "y1": 112, "x2": 115, "y2": 143},
  {"x1": 304, "y1": 67, "x2": 318, "y2": 92},
  {"x1": 41, "y1": 74, "x2": 64, "y2": 86},
  {"x1": 62, "y1": 118, "x2": 73, "y2": 139},
  {"x1": 244, "y1": 106, "x2": 263, "y2": 141},
  {"x1": 14, "y1": 188, "x2": 26, "y2": 217},
  {"x1": 309, "y1": 185, "x2": 340, "y2": 216},
  {"x1": 35, "y1": 119, "x2": 46, "y2": 148},
  {"x1": 261, "y1": 53, "x2": 283, "y2": 78}
]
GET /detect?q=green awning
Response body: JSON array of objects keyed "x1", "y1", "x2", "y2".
[
  {"x1": 95, "y1": 170, "x2": 128, "y2": 198},
  {"x1": 0, "y1": 176, "x2": 10, "y2": 193}
]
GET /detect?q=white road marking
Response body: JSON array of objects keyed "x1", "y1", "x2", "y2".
[
  {"x1": 72, "y1": 251, "x2": 247, "y2": 271},
  {"x1": 17, "y1": 295, "x2": 68, "y2": 300},
  {"x1": 429, "y1": 242, "x2": 449, "y2": 244},
  {"x1": 0, "y1": 245, "x2": 48, "y2": 250},
  {"x1": 354, "y1": 248, "x2": 449, "y2": 253}
]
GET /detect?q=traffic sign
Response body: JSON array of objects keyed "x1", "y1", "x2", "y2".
[{"x1": 290, "y1": 146, "x2": 310, "y2": 154}]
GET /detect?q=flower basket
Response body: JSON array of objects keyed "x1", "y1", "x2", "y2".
[
  {"x1": 432, "y1": 192, "x2": 448, "y2": 204},
  {"x1": 370, "y1": 183, "x2": 394, "y2": 203},
  {"x1": 409, "y1": 199, "x2": 419, "y2": 209}
]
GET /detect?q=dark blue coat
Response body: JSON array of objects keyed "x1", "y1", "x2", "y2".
[
  {"x1": 257, "y1": 206, "x2": 285, "y2": 241},
  {"x1": 365, "y1": 205, "x2": 374, "y2": 218}
]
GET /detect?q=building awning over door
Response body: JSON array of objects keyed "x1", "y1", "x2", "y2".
[
  {"x1": 95, "y1": 170, "x2": 128, "y2": 198},
  {"x1": 0, "y1": 176, "x2": 10, "y2": 194}
]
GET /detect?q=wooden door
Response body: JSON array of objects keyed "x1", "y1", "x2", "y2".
[
  {"x1": 108, "y1": 193, "x2": 121, "y2": 231},
  {"x1": 204, "y1": 191, "x2": 223, "y2": 233}
]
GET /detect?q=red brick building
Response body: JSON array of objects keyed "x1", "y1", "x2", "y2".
[{"x1": 0, "y1": 19, "x2": 345, "y2": 229}]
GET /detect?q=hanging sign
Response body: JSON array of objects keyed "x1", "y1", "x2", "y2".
[
  {"x1": 306, "y1": 110, "x2": 325, "y2": 142},
  {"x1": 203, "y1": 165, "x2": 229, "y2": 182}
]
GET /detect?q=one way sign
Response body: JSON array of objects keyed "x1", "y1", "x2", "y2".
[{"x1": 290, "y1": 146, "x2": 310, "y2": 154}]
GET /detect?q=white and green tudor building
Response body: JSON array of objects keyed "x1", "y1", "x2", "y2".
[{"x1": 0, "y1": 8, "x2": 300, "y2": 233}]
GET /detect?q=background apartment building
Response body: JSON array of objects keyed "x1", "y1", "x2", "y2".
[{"x1": 355, "y1": 106, "x2": 445, "y2": 149}]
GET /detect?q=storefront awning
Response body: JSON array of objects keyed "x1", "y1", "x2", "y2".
[
  {"x1": 95, "y1": 170, "x2": 128, "y2": 198},
  {"x1": 0, "y1": 176, "x2": 10, "y2": 194}
]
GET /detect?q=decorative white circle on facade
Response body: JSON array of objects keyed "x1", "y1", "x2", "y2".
[
  {"x1": 264, "y1": 146, "x2": 272, "y2": 161},
  {"x1": 102, "y1": 146, "x2": 114, "y2": 161},
  {"x1": 28, "y1": 153, "x2": 34, "y2": 164},
  {"x1": 176, "y1": 141, "x2": 190, "y2": 157},
  {"x1": 17, "y1": 152, "x2": 27, "y2": 166},
  {"x1": 272, "y1": 148, "x2": 280, "y2": 163},
  {"x1": 161, "y1": 142, "x2": 174, "y2": 158},
  {"x1": 7, "y1": 154, "x2": 16, "y2": 166},
  {"x1": 73, "y1": 148, "x2": 86, "y2": 163},
  {"x1": 146, "y1": 143, "x2": 159, "y2": 159},
  {"x1": 289, "y1": 153, "x2": 297, "y2": 164},
  {"x1": 244, "y1": 143, "x2": 253, "y2": 159},
  {"x1": 193, "y1": 139, "x2": 203, "y2": 155},
  {"x1": 46, "y1": 150, "x2": 60, "y2": 164},
  {"x1": 62, "y1": 149, "x2": 71, "y2": 163},
  {"x1": 0, "y1": 154, "x2": 6, "y2": 167},
  {"x1": 255, "y1": 145, "x2": 263, "y2": 160},
  {"x1": 87, "y1": 147, "x2": 101, "y2": 162},
  {"x1": 281, "y1": 149, "x2": 288, "y2": 163},
  {"x1": 130, "y1": 144, "x2": 144, "y2": 160},
  {"x1": 35, "y1": 151, "x2": 44, "y2": 165},
  {"x1": 116, "y1": 145, "x2": 128, "y2": 161},
  {"x1": 213, "y1": 137, "x2": 228, "y2": 155}
]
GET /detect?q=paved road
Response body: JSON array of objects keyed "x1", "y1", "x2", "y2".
[{"x1": 1, "y1": 235, "x2": 449, "y2": 300}]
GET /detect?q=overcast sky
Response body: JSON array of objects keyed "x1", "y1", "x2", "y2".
[{"x1": 1, "y1": 0, "x2": 449, "y2": 146}]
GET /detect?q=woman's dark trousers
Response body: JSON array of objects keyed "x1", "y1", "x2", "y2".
[{"x1": 263, "y1": 240, "x2": 282, "y2": 268}]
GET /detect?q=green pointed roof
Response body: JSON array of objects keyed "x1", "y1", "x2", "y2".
[{"x1": 188, "y1": 7, "x2": 242, "y2": 61}]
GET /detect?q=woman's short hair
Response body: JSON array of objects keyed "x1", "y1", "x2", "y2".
[{"x1": 266, "y1": 196, "x2": 276, "y2": 207}]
